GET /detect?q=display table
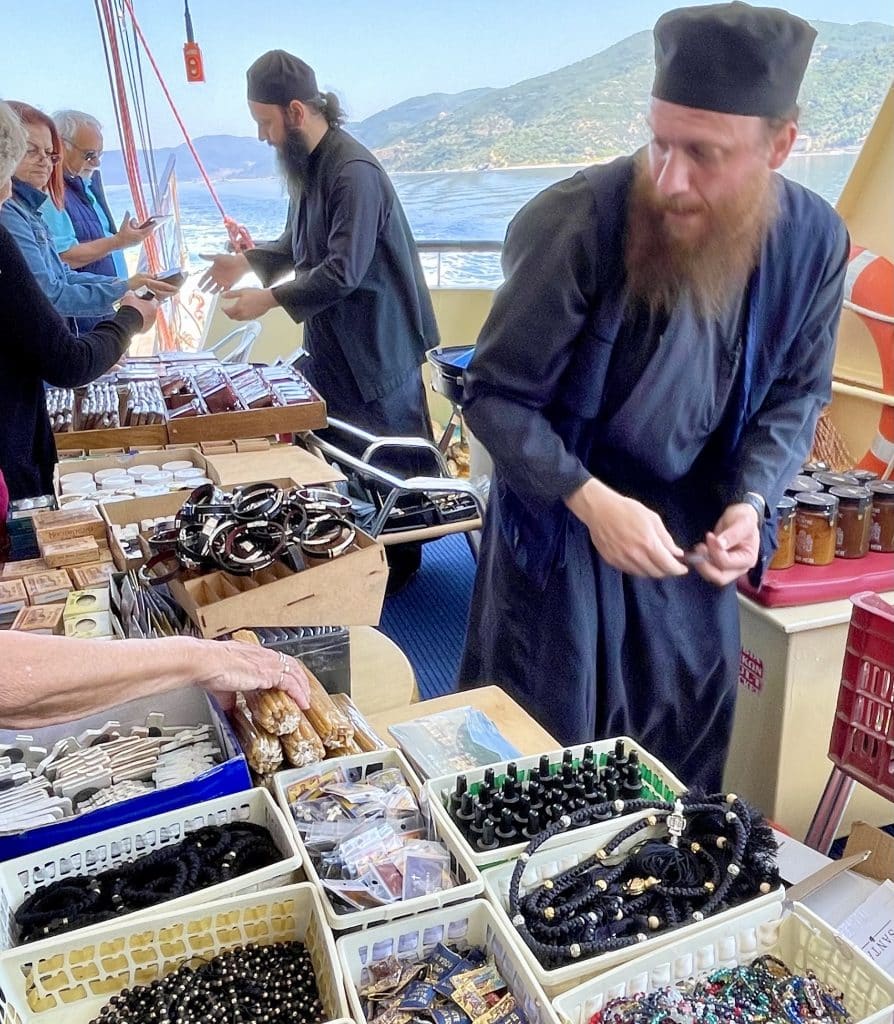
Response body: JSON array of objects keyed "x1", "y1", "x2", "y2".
[
  {"x1": 348, "y1": 626, "x2": 419, "y2": 716},
  {"x1": 725, "y1": 589, "x2": 894, "y2": 840},
  {"x1": 367, "y1": 685, "x2": 558, "y2": 756}
]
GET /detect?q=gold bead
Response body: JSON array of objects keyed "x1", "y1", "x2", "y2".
[
  {"x1": 543, "y1": 879, "x2": 554, "y2": 890},
  {"x1": 544, "y1": 906, "x2": 555, "y2": 920},
  {"x1": 690, "y1": 842, "x2": 701, "y2": 854},
  {"x1": 647, "y1": 915, "x2": 661, "y2": 930},
  {"x1": 716, "y1": 836, "x2": 727, "y2": 849},
  {"x1": 645, "y1": 876, "x2": 660, "y2": 889},
  {"x1": 704, "y1": 881, "x2": 715, "y2": 892},
  {"x1": 646, "y1": 815, "x2": 657, "y2": 826},
  {"x1": 725, "y1": 793, "x2": 738, "y2": 804},
  {"x1": 595, "y1": 879, "x2": 608, "y2": 891},
  {"x1": 596, "y1": 849, "x2": 608, "y2": 860},
  {"x1": 759, "y1": 881, "x2": 772, "y2": 894}
]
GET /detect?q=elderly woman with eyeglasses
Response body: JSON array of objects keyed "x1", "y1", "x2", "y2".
[
  {"x1": 0, "y1": 99, "x2": 157, "y2": 501},
  {"x1": 0, "y1": 102, "x2": 176, "y2": 329}
]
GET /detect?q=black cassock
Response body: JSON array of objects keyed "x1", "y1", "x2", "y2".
[
  {"x1": 459, "y1": 157, "x2": 848, "y2": 791},
  {"x1": 246, "y1": 128, "x2": 439, "y2": 470}
]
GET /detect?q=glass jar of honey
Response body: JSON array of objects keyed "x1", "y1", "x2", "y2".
[
  {"x1": 814, "y1": 471, "x2": 859, "y2": 491},
  {"x1": 869, "y1": 481, "x2": 894, "y2": 553},
  {"x1": 850, "y1": 469, "x2": 879, "y2": 487},
  {"x1": 794, "y1": 491, "x2": 839, "y2": 566},
  {"x1": 785, "y1": 474, "x2": 822, "y2": 497},
  {"x1": 830, "y1": 485, "x2": 871, "y2": 559},
  {"x1": 769, "y1": 496, "x2": 796, "y2": 570}
]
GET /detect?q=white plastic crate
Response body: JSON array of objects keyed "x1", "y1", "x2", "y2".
[
  {"x1": 0, "y1": 787, "x2": 301, "y2": 955},
  {"x1": 553, "y1": 901, "x2": 894, "y2": 1024},
  {"x1": 0, "y1": 883, "x2": 349, "y2": 1024},
  {"x1": 426, "y1": 737, "x2": 686, "y2": 871},
  {"x1": 273, "y1": 748, "x2": 483, "y2": 931},
  {"x1": 337, "y1": 899, "x2": 559, "y2": 1024},
  {"x1": 481, "y1": 827, "x2": 785, "y2": 997}
]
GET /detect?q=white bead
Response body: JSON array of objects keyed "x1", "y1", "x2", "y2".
[
  {"x1": 519, "y1": 852, "x2": 529, "y2": 863},
  {"x1": 725, "y1": 811, "x2": 737, "y2": 822},
  {"x1": 512, "y1": 914, "x2": 525, "y2": 927},
  {"x1": 727, "y1": 863, "x2": 740, "y2": 876},
  {"x1": 759, "y1": 882, "x2": 772, "y2": 893},
  {"x1": 559, "y1": 815, "x2": 571, "y2": 828},
  {"x1": 725, "y1": 793, "x2": 738, "y2": 804},
  {"x1": 636, "y1": 933, "x2": 648, "y2": 943},
  {"x1": 613, "y1": 799, "x2": 624, "y2": 813},
  {"x1": 692, "y1": 911, "x2": 704, "y2": 922},
  {"x1": 569, "y1": 943, "x2": 581, "y2": 959}
]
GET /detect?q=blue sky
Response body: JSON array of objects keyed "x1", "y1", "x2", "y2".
[{"x1": 2, "y1": 0, "x2": 892, "y2": 148}]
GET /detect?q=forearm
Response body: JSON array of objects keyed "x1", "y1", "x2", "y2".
[
  {"x1": 59, "y1": 236, "x2": 120, "y2": 270},
  {"x1": 0, "y1": 634, "x2": 205, "y2": 728}
]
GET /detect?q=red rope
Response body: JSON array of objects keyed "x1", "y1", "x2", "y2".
[{"x1": 119, "y1": 0, "x2": 254, "y2": 252}]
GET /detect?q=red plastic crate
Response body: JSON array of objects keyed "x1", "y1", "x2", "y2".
[{"x1": 828, "y1": 592, "x2": 894, "y2": 798}]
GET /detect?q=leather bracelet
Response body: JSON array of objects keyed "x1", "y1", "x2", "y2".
[{"x1": 300, "y1": 514, "x2": 356, "y2": 559}]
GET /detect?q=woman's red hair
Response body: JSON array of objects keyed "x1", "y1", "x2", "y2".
[{"x1": 6, "y1": 102, "x2": 65, "y2": 209}]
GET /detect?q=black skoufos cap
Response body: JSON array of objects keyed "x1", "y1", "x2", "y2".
[
  {"x1": 247, "y1": 50, "x2": 319, "y2": 105},
  {"x1": 652, "y1": 1, "x2": 816, "y2": 117}
]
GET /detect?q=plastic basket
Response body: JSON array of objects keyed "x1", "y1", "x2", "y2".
[
  {"x1": 552, "y1": 901, "x2": 894, "y2": 1024},
  {"x1": 337, "y1": 899, "x2": 558, "y2": 1024},
  {"x1": 481, "y1": 827, "x2": 785, "y2": 997},
  {"x1": 0, "y1": 883, "x2": 349, "y2": 1024},
  {"x1": 273, "y1": 748, "x2": 483, "y2": 931},
  {"x1": 828, "y1": 592, "x2": 894, "y2": 797},
  {"x1": 426, "y1": 737, "x2": 686, "y2": 871},
  {"x1": 0, "y1": 787, "x2": 302, "y2": 954}
]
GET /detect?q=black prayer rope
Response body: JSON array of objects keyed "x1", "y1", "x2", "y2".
[
  {"x1": 14, "y1": 822, "x2": 281, "y2": 945},
  {"x1": 506, "y1": 792, "x2": 779, "y2": 968}
]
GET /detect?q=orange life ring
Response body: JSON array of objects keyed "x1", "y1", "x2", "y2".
[{"x1": 844, "y1": 246, "x2": 894, "y2": 475}]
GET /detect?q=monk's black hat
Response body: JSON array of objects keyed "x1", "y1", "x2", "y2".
[
  {"x1": 652, "y1": 2, "x2": 815, "y2": 117},
  {"x1": 247, "y1": 50, "x2": 319, "y2": 105}
]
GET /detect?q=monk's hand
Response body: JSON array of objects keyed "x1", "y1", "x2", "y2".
[
  {"x1": 220, "y1": 287, "x2": 277, "y2": 321},
  {"x1": 566, "y1": 478, "x2": 688, "y2": 578},
  {"x1": 690, "y1": 502, "x2": 760, "y2": 587},
  {"x1": 197, "y1": 252, "x2": 250, "y2": 293}
]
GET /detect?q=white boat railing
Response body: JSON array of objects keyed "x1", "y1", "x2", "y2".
[{"x1": 417, "y1": 240, "x2": 502, "y2": 288}]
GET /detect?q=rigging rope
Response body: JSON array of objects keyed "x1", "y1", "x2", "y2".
[{"x1": 118, "y1": 0, "x2": 254, "y2": 252}]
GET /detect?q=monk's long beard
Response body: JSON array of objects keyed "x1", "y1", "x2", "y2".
[
  {"x1": 276, "y1": 127, "x2": 311, "y2": 199},
  {"x1": 624, "y1": 155, "x2": 778, "y2": 320}
]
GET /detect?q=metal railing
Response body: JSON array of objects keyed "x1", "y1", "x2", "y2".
[{"x1": 417, "y1": 239, "x2": 502, "y2": 288}]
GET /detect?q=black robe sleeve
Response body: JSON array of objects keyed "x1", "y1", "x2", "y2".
[
  {"x1": 2, "y1": 224, "x2": 139, "y2": 385},
  {"x1": 463, "y1": 177, "x2": 601, "y2": 504},
  {"x1": 268, "y1": 161, "x2": 385, "y2": 325},
  {"x1": 735, "y1": 218, "x2": 849, "y2": 507}
]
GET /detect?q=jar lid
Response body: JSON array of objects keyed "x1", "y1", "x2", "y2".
[
  {"x1": 870, "y1": 481, "x2": 894, "y2": 499},
  {"x1": 795, "y1": 491, "x2": 839, "y2": 511},
  {"x1": 814, "y1": 472, "x2": 858, "y2": 490},
  {"x1": 786, "y1": 474, "x2": 822, "y2": 494},
  {"x1": 775, "y1": 496, "x2": 796, "y2": 511},
  {"x1": 850, "y1": 469, "x2": 879, "y2": 484},
  {"x1": 829, "y1": 485, "x2": 871, "y2": 506},
  {"x1": 801, "y1": 461, "x2": 829, "y2": 475}
]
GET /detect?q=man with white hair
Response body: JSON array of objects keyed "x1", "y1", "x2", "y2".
[{"x1": 41, "y1": 109, "x2": 155, "y2": 279}]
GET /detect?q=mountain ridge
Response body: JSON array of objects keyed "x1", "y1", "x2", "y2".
[{"x1": 97, "y1": 18, "x2": 892, "y2": 185}]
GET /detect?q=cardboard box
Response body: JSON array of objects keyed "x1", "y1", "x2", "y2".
[
  {"x1": 39, "y1": 535, "x2": 100, "y2": 568},
  {"x1": 99, "y1": 492, "x2": 189, "y2": 571},
  {"x1": 0, "y1": 557, "x2": 49, "y2": 581},
  {"x1": 24, "y1": 569, "x2": 74, "y2": 605},
  {"x1": 203, "y1": 446, "x2": 345, "y2": 490},
  {"x1": 64, "y1": 588, "x2": 111, "y2": 618},
  {"x1": 844, "y1": 822, "x2": 894, "y2": 882},
  {"x1": 69, "y1": 561, "x2": 116, "y2": 589},
  {"x1": 168, "y1": 528, "x2": 388, "y2": 638},
  {"x1": 10, "y1": 604, "x2": 65, "y2": 634},
  {"x1": 53, "y1": 447, "x2": 206, "y2": 497},
  {"x1": 32, "y1": 506, "x2": 106, "y2": 543}
]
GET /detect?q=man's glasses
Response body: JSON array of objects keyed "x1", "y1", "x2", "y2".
[
  {"x1": 63, "y1": 139, "x2": 102, "y2": 163},
  {"x1": 25, "y1": 144, "x2": 61, "y2": 165}
]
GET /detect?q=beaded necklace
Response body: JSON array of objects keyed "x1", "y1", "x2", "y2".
[{"x1": 507, "y1": 794, "x2": 778, "y2": 967}]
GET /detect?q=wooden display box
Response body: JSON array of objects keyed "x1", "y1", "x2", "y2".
[
  {"x1": 55, "y1": 424, "x2": 168, "y2": 451},
  {"x1": 165, "y1": 396, "x2": 328, "y2": 444},
  {"x1": 99, "y1": 492, "x2": 189, "y2": 571},
  {"x1": 169, "y1": 529, "x2": 387, "y2": 638}
]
